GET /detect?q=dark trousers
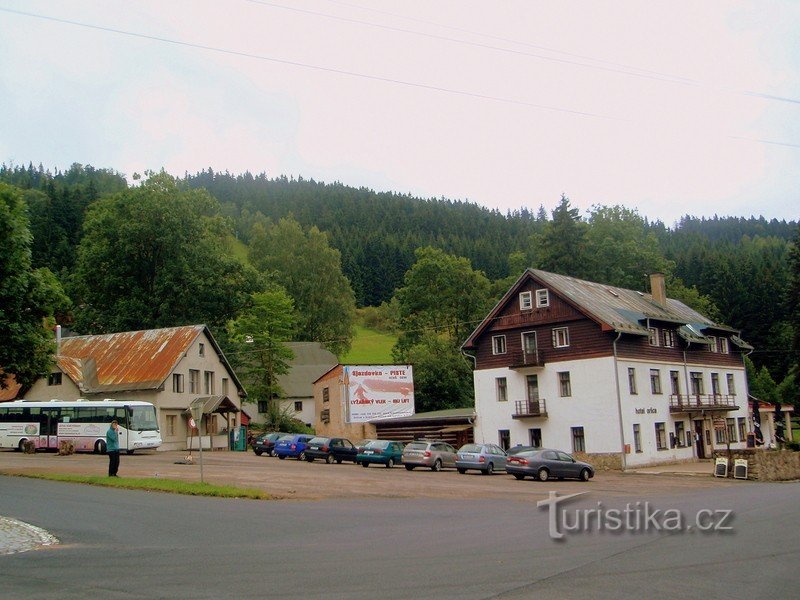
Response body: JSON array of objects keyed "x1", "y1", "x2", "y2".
[{"x1": 108, "y1": 450, "x2": 120, "y2": 476}]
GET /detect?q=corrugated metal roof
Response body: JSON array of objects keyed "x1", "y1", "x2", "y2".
[
  {"x1": 278, "y1": 342, "x2": 338, "y2": 398},
  {"x1": 55, "y1": 325, "x2": 209, "y2": 393},
  {"x1": 0, "y1": 374, "x2": 23, "y2": 402}
]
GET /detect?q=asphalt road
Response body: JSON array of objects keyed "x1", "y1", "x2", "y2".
[{"x1": 1, "y1": 475, "x2": 798, "y2": 599}]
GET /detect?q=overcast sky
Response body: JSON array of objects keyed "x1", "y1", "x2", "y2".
[{"x1": 1, "y1": 0, "x2": 798, "y2": 225}]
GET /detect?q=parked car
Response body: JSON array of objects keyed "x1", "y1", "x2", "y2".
[
  {"x1": 358, "y1": 440, "x2": 405, "y2": 468},
  {"x1": 506, "y1": 448, "x2": 594, "y2": 482},
  {"x1": 455, "y1": 443, "x2": 507, "y2": 475},
  {"x1": 273, "y1": 434, "x2": 315, "y2": 460},
  {"x1": 354, "y1": 439, "x2": 377, "y2": 453},
  {"x1": 507, "y1": 445, "x2": 538, "y2": 456},
  {"x1": 305, "y1": 437, "x2": 359, "y2": 464},
  {"x1": 252, "y1": 432, "x2": 287, "y2": 457},
  {"x1": 402, "y1": 440, "x2": 457, "y2": 471}
]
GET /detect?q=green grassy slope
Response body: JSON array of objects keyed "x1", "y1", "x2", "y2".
[{"x1": 341, "y1": 325, "x2": 397, "y2": 364}]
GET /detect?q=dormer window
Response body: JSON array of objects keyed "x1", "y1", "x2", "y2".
[
  {"x1": 719, "y1": 338, "x2": 729, "y2": 354},
  {"x1": 536, "y1": 289, "x2": 550, "y2": 308},
  {"x1": 663, "y1": 330, "x2": 675, "y2": 347},
  {"x1": 519, "y1": 291, "x2": 533, "y2": 310},
  {"x1": 708, "y1": 336, "x2": 718, "y2": 353},
  {"x1": 648, "y1": 327, "x2": 659, "y2": 346}
]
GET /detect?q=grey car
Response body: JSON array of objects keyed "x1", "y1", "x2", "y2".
[
  {"x1": 455, "y1": 443, "x2": 507, "y2": 475},
  {"x1": 402, "y1": 440, "x2": 457, "y2": 471},
  {"x1": 506, "y1": 448, "x2": 594, "y2": 482}
]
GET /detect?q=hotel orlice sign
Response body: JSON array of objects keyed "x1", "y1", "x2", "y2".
[{"x1": 344, "y1": 365, "x2": 415, "y2": 423}]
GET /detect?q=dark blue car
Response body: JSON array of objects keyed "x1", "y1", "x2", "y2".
[{"x1": 274, "y1": 434, "x2": 315, "y2": 461}]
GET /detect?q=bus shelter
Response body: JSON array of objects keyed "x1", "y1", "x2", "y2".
[{"x1": 185, "y1": 395, "x2": 240, "y2": 451}]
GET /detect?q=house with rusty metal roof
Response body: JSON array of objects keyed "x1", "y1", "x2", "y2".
[
  {"x1": 23, "y1": 325, "x2": 245, "y2": 451},
  {"x1": 461, "y1": 270, "x2": 754, "y2": 469}
]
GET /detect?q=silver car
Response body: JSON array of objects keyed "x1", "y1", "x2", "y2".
[
  {"x1": 402, "y1": 440, "x2": 457, "y2": 471},
  {"x1": 456, "y1": 443, "x2": 507, "y2": 475}
]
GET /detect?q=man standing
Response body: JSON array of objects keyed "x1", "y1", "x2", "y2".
[{"x1": 107, "y1": 419, "x2": 120, "y2": 477}]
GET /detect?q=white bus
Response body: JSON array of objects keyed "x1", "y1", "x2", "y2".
[{"x1": 0, "y1": 399, "x2": 162, "y2": 454}]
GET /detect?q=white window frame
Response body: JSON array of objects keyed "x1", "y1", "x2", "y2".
[
  {"x1": 726, "y1": 373, "x2": 736, "y2": 396},
  {"x1": 496, "y1": 377, "x2": 508, "y2": 402},
  {"x1": 663, "y1": 329, "x2": 675, "y2": 347},
  {"x1": 521, "y1": 331, "x2": 537, "y2": 355},
  {"x1": 650, "y1": 369, "x2": 662, "y2": 394},
  {"x1": 628, "y1": 367, "x2": 638, "y2": 395},
  {"x1": 708, "y1": 336, "x2": 718, "y2": 353},
  {"x1": 535, "y1": 289, "x2": 550, "y2": 308},
  {"x1": 519, "y1": 291, "x2": 533, "y2": 310},
  {"x1": 648, "y1": 327, "x2": 659, "y2": 346},
  {"x1": 492, "y1": 335, "x2": 507, "y2": 355},
  {"x1": 552, "y1": 327, "x2": 569, "y2": 348},
  {"x1": 558, "y1": 371, "x2": 572, "y2": 397},
  {"x1": 719, "y1": 338, "x2": 729, "y2": 354}
]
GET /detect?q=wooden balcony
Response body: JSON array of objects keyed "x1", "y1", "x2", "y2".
[
  {"x1": 668, "y1": 395, "x2": 739, "y2": 413},
  {"x1": 508, "y1": 350, "x2": 545, "y2": 369},
  {"x1": 512, "y1": 399, "x2": 548, "y2": 419}
]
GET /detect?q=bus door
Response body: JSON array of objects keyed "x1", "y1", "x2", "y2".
[
  {"x1": 40, "y1": 408, "x2": 59, "y2": 449},
  {"x1": 118, "y1": 407, "x2": 130, "y2": 451}
]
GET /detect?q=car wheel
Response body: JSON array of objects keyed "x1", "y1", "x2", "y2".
[
  {"x1": 94, "y1": 440, "x2": 107, "y2": 455},
  {"x1": 278, "y1": 455, "x2": 286, "y2": 460},
  {"x1": 537, "y1": 467, "x2": 549, "y2": 482},
  {"x1": 269, "y1": 449, "x2": 277, "y2": 457},
  {"x1": 298, "y1": 451, "x2": 306, "y2": 461},
  {"x1": 457, "y1": 468, "x2": 466, "y2": 474},
  {"x1": 513, "y1": 473, "x2": 525, "y2": 480},
  {"x1": 483, "y1": 463, "x2": 494, "y2": 475},
  {"x1": 580, "y1": 468, "x2": 591, "y2": 482},
  {"x1": 362, "y1": 461, "x2": 369, "y2": 468},
  {"x1": 326, "y1": 454, "x2": 335, "y2": 464},
  {"x1": 405, "y1": 464, "x2": 415, "y2": 471},
  {"x1": 431, "y1": 459, "x2": 442, "y2": 472},
  {"x1": 386, "y1": 458, "x2": 395, "y2": 468},
  {"x1": 254, "y1": 448, "x2": 263, "y2": 456}
]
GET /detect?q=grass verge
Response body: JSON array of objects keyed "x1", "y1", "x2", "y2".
[{"x1": 12, "y1": 472, "x2": 270, "y2": 500}]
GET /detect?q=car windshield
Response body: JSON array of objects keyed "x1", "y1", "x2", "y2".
[
  {"x1": 405, "y1": 442, "x2": 428, "y2": 451},
  {"x1": 459, "y1": 444, "x2": 482, "y2": 452},
  {"x1": 309, "y1": 437, "x2": 329, "y2": 444},
  {"x1": 366, "y1": 440, "x2": 390, "y2": 449}
]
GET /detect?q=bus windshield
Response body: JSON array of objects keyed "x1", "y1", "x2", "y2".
[{"x1": 128, "y1": 406, "x2": 159, "y2": 431}]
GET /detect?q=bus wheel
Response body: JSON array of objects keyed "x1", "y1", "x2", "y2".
[
  {"x1": 18, "y1": 439, "x2": 26, "y2": 452},
  {"x1": 94, "y1": 440, "x2": 107, "y2": 455},
  {"x1": 126, "y1": 450, "x2": 135, "y2": 455}
]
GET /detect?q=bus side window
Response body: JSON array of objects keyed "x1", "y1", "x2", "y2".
[{"x1": 115, "y1": 408, "x2": 127, "y2": 426}]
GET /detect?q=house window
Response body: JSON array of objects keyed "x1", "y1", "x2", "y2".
[
  {"x1": 715, "y1": 426, "x2": 726, "y2": 444},
  {"x1": 536, "y1": 289, "x2": 550, "y2": 308},
  {"x1": 708, "y1": 336, "x2": 718, "y2": 353},
  {"x1": 552, "y1": 327, "x2": 569, "y2": 348},
  {"x1": 294, "y1": 401, "x2": 303, "y2": 412},
  {"x1": 199, "y1": 343, "x2": 205, "y2": 357},
  {"x1": 189, "y1": 370, "x2": 200, "y2": 394},
  {"x1": 689, "y1": 372, "x2": 704, "y2": 396},
  {"x1": 655, "y1": 422, "x2": 667, "y2": 450},
  {"x1": 738, "y1": 417, "x2": 746, "y2": 441},
  {"x1": 558, "y1": 372, "x2": 572, "y2": 397},
  {"x1": 719, "y1": 338, "x2": 729, "y2": 354},
  {"x1": 663, "y1": 329, "x2": 675, "y2": 347},
  {"x1": 521, "y1": 331, "x2": 537, "y2": 356},
  {"x1": 529, "y1": 428, "x2": 542, "y2": 447},
  {"x1": 628, "y1": 368, "x2": 638, "y2": 395},
  {"x1": 257, "y1": 400, "x2": 269, "y2": 413},
  {"x1": 726, "y1": 374, "x2": 736, "y2": 396},
  {"x1": 496, "y1": 377, "x2": 508, "y2": 402},
  {"x1": 633, "y1": 424, "x2": 642, "y2": 453},
  {"x1": 726, "y1": 418, "x2": 737, "y2": 443},
  {"x1": 650, "y1": 369, "x2": 662, "y2": 394},
  {"x1": 322, "y1": 387, "x2": 330, "y2": 403},
  {"x1": 498, "y1": 429, "x2": 511, "y2": 451},
  {"x1": 571, "y1": 427, "x2": 585, "y2": 453},
  {"x1": 47, "y1": 372, "x2": 62, "y2": 386},
  {"x1": 492, "y1": 335, "x2": 507, "y2": 355},
  {"x1": 711, "y1": 373, "x2": 720, "y2": 397},
  {"x1": 519, "y1": 291, "x2": 533, "y2": 310},
  {"x1": 648, "y1": 327, "x2": 659, "y2": 346},
  {"x1": 204, "y1": 371, "x2": 215, "y2": 395},
  {"x1": 670, "y1": 370, "x2": 680, "y2": 396},
  {"x1": 675, "y1": 421, "x2": 685, "y2": 447},
  {"x1": 222, "y1": 378, "x2": 229, "y2": 397},
  {"x1": 172, "y1": 373, "x2": 184, "y2": 393},
  {"x1": 166, "y1": 415, "x2": 176, "y2": 436}
]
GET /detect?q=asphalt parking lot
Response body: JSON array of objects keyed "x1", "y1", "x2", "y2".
[{"x1": 0, "y1": 448, "x2": 740, "y2": 501}]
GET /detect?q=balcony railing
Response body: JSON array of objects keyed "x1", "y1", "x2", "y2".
[
  {"x1": 668, "y1": 394, "x2": 739, "y2": 412},
  {"x1": 512, "y1": 399, "x2": 548, "y2": 419},
  {"x1": 508, "y1": 350, "x2": 545, "y2": 369}
]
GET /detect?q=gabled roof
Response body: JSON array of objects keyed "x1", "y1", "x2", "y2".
[
  {"x1": 279, "y1": 342, "x2": 338, "y2": 398},
  {"x1": 0, "y1": 374, "x2": 23, "y2": 402},
  {"x1": 54, "y1": 325, "x2": 245, "y2": 395},
  {"x1": 463, "y1": 269, "x2": 741, "y2": 349}
]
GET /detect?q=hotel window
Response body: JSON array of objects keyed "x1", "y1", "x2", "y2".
[
  {"x1": 492, "y1": 335, "x2": 507, "y2": 355},
  {"x1": 675, "y1": 421, "x2": 685, "y2": 447},
  {"x1": 708, "y1": 336, "x2": 718, "y2": 353},
  {"x1": 172, "y1": 373, "x2": 184, "y2": 393},
  {"x1": 558, "y1": 372, "x2": 572, "y2": 397},
  {"x1": 496, "y1": 377, "x2": 508, "y2": 402},
  {"x1": 519, "y1": 291, "x2": 533, "y2": 310},
  {"x1": 498, "y1": 429, "x2": 511, "y2": 451},
  {"x1": 726, "y1": 418, "x2": 737, "y2": 443},
  {"x1": 204, "y1": 371, "x2": 215, "y2": 395},
  {"x1": 670, "y1": 370, "x2": 680, "y2": 396},
  {"x1": 689, "y1": 372, "x2": 704, "y2": 396},
  {"x1": 715, "y1": 426, "x2": 725, "y2": 444},
  {"x1": 552, "y1": 327, "x2": 569, "y2": 348},
  {"x1": 711, "y1": 373, "x2": 720, "y2": 397},
  {"x1": 633, "y1": 424, "x2": 642, "y2": 453},
  {"x1": 719, "y1": 338, "x2": 729, "y2": 354},
  {"x1": 726, "y1": 373, "x2": 736, "y2": 396},
  {"x1": 571, "y1": 427, "x2": 585, "y2": 453},
  {"x1": 648, "y1": 327, "x2": 659, "y2": 346},
  {"x1": 222, "y1": 377, "x2": 229, "y2": 397},
  {"x1": 47, "y1": 372, "x2": 62, "y2": 386},
  {"x1": 166, "y1": 415, "x2": 176, "y2": 437},
  {"x1": 294, "y1": 401, "x2": 303, "y2": 412},
  {"x1": 663, "y1": 329, "x2": 675, "y2": 347},
  {"x1": 199, "y1": 343, "x2": 205, "y2": 357},
  {"x1": 628, "y1": 368, "x2": 638, "y2": 395},
  {"x1": 189, "y1": 369, "x2": 200, "y2": 394},
  {"x1": 738, "y1": 417, "x2": 746, "y2": 441},
  {"x1": 536, "y1": 289, "x2": 550, "y2": 308},
  {"x1": 650, "y1": 369, "x2": 662, "y2": 394},
  {"x1": 655, "y1": 422, "x2": 667, "y2": 450},
  {"x1": 529, "y1": 428, "x2": 542, "y2": 448}
]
